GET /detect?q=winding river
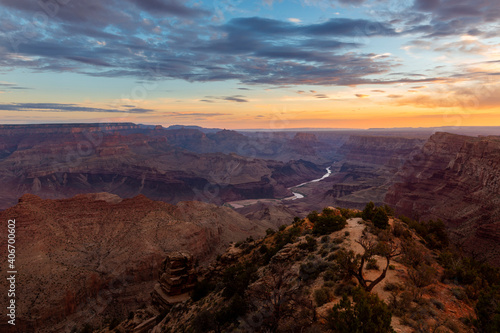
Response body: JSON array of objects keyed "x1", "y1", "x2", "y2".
[{"x1": 286, "y1": 166, "x2": 332, "y2": 200}]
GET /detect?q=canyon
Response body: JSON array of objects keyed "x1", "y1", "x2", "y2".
[
  {"x1": 386, "y1": 132, "x2": 500, "y2": 264},
  {"x1": 0, "y1": 193, "x2": 278, "y2": 332},
  {"x1": 1, "y1": 123, "x2": 500, "y2": 331},
  {"x1": 0, "y1": 124, "x2": 326, "y2": 210}
]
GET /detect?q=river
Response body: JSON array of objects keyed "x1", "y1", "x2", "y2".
[{"x1": 286, "y1": 166, "x2": 332, "y2": 200}]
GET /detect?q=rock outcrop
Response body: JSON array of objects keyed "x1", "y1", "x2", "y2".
[
  {"x1": 151, "y1": 252, "x2": 197, "y2": 311},
  {"x1": 386, "y1": 132, "x2": 500, "y2": 264}
]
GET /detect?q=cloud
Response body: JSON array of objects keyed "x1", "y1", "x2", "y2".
[
  {"x1": 204, "y1": 95, "x2": 249, "y2": 103},
  {"x1": 0, "y1": 82, "x2": 31, "y2": 90},
  {"x1": 224, "y1": 96, "x2": 248, "y2": 102},
  {"x1": 288, "y1": 18, "x2": 301, "y2": 23},
  {"x1": 129, "y1": 0, "x2": 210, "y2": 17},
  {"x1": 163, "y1": 112, "x2": 231, "y2": 117},
  {"x1": 0, "y1": 1, "x2": 486, "y2": 90},
  {"x1": 408, "y1": 0, "x2": 500, "y2": 38},
  {"x1": 315, "y1": 94, "x2": 329, "y2": 98},
  {"x1": 387, "y1": 94, "x2": 402, "y2": 98},
  {"x1": 0, "y1": 103, "x2": 152, "y2": 113},
  {"x1": 355, "y1": 94, "x2": 369, "y2": 98}
]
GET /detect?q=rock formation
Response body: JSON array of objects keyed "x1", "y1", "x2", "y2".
[
  {"x1": 386, "y1": 132, "x2": 500, "y2": 264},
  {"x1": 151, "y1": 252, "x2": 197, "y2": 311}
]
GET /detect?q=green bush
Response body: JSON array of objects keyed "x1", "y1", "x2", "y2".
[
  {"x1": 313, "y1": 215, "x2": 347, "y2": 235},
  {"x1": 266, "y1": 228, "x2": 275, "y2": 236},
  {"x1": 222, "y1": 262, "x2": 258, "y2": 298},
  {"x1": 299, "y1": 260, "x2": 329, "y2": 281},
  {"x1": 298, "y1": 236, "x2": 318, "y2": 252},
  {"x1": 366, "y1": 258, "x2": 379, "y2": 270},
  {"x1": 475, "y1": 285, "x2": 500, "y2": 333},
  {"x1": 362, "y1": 202, "x2": 389, "y2": 229},
  {"x1": 314, "y1": 287, "x2": 331, "y2": 306},
  {"x1": 307, "y1": 211, "x2": 319, "y2": 223},
  {"x1": 362, "y1": 202, "x2": 376, "y2": 221},
  {"x1": 372, "y1": 209, "x2": 389, "y2": 229},
  {"x1": 327, "y1": 287, "x2": 393, "y2": 333}
]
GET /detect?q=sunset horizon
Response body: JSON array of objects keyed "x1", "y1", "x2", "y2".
[{"x1": 1, "y1": 0, "x2": 499, "y2": 128}]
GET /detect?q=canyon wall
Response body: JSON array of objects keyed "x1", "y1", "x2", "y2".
[
  {"x1": 0, "y1": 124, "x2": 325, "y2": 210},
  {"x1": 386, "y1": 132, "x2": 500, "y2": 264}
]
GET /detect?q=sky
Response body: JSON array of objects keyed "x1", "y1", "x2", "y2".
[{"x1": 0, "y1": 0, "x2": 499, "y2": 129}]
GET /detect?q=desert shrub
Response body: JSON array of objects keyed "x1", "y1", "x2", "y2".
[
  {"x1": 334, "y1": 281, "x2": 356, "y2": 296},
  {"x1": 407, "y1": 263, "x2": 437, "y2": 298},
  {"x1": 299, "y1": 260, "x2": 329, "y2": 281},
  {"x1": 313, "y1": 214, "x2": 347, "y2": 235},
  {"x1": 333, "y1": 237, "x2": 344, "y2": 244},
  {"x1": 362, "y1": 202, "x2": 389, "y2": 229},
  {"x1": 266, "y1": 228, "x2": 275, "y2": 236},
  {"x1": 392, "y1": 222, "x2": 411, "y2": 239},
  {"x1": 452, "y1": 288, "x2": 467, "y2": 301},
  {"x1": 362, "y1": 202, "x2": 376, "y2": 221},
  {"x1": 373, "y1": 209, "x2": 389, "y2": 229},
  {"x1": 279, "y1": 224, "x2": 287, "y2": 231},
  {"x1": 366, "y1": 258, "x2": 379, "y2": 270},
  {"x1": 338, "y1": 207, "x2": 354, "y2": 219},
  {"x1": 191, "y1": 279, "x2": 215, "y2": 302},
  {"x1": 383, "y1": 282, "x2": 401, "y2": 292},
  {"x1": 402, "y1": 217, "x2": 449, "y2": 250},
  {"x1": 389, "y1": 290, "x2": 413, "y2": 316},
  {"x1": 298, "y1": 236, "x2": 317, "y2": 252},
  {"x1": 323, "y1": 268, "x2": 339, "y2": 282},
  {"x1": 222, "y1": 262, "x2": 258, "y2": 298},
  {"x1": 474, "y1": 285, "x2": 500, "y2": 333},
  {"x1": 321, "y1": 235, "x2": 330, "y2": 243},
  {"x1": 401, "y1": 239, "x2": 430, "y2": 268},
  {"x1": 314, "y1": 287, "x2": 331, "y2": 306},
  {"x1": 326, "y1": 287, "x2": 393, "y2": 333},
  {"x1": 307, "y1": 211, "x2": 319, "y2": 223},
  {"x1": 439, "y1": 250, "x2": 500, "y2": 287}
]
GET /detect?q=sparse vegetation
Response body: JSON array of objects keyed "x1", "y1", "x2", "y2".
[
  {"x1": 326, "y1": 287, "x2": 393, "y2": 333},
  {"x1": 312, "y1": 209, "x2": 347, "y2": 235},
  {"x1": 362, "y1": 202, "x2": 390, "y2": 229}
]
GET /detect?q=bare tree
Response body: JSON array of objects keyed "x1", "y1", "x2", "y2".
[
  {"x1": 246, "y1": 263, "x2": 316, "y2": 332},
  {"x1": 337, "y1": 232, "x2": 400, "y2": 292}
]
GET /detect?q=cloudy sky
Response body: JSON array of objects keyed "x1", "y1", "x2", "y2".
[{"x1": 0, "y1": 0, "x2": 499, "y2": 129}]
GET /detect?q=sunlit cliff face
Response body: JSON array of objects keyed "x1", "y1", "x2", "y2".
[{"x1": 1, "y1": 0, "x2": 499, "y2": 128}]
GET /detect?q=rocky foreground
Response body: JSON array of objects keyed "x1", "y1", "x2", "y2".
[{"x1": 98, "y1": 207, "x2": 497, "y2": 333}]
